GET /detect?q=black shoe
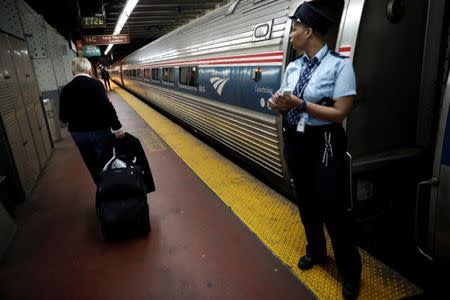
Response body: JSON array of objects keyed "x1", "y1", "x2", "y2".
[
  {"x1": 297, "y1": 254, "x2": 325, "y2": 270},
  {"x1": 342, "y1": 281, "x2": 360, "y2": 300}
]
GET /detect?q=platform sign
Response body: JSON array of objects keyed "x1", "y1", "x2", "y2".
[
  {"x1": 82, "y1": 34, "x2": 130, "y2": 46},
  {"x1": 83, "y1": 45, "x2": 101, "y2": 57},
  {"x1": 81, "y1": 16, "x2": 106, "y2": 28}
]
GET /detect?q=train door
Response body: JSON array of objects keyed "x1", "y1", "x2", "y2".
[
  {"x1": 433, "y1": 85, "x2": 450, "y2": 264},
  {"x1": 416, "y1": 70, "x2": 450, "y2": 266},
  {"x1": 346, "y1": 0, "x2": 449, "y2": 287}
]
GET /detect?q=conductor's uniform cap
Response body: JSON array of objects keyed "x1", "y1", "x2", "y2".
[{"x1": 289, "y1": 2, "x2": 332, "y2": 35}]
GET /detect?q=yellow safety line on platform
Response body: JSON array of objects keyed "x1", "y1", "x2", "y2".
[{"x1": 114, "y1": 85, "x2": 422, "y2": 299}]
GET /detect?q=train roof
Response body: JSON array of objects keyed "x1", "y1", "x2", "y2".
[{"x1": 120, "y1": 0, "x2": 303, "y2": 67}]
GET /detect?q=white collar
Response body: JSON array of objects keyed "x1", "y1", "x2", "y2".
[
  {"x1": 301, "y1": 44, "x2": 329, "y2": 64},
  {"x1": 74, "y1": 73, "x2": 91, "y2": 78}
]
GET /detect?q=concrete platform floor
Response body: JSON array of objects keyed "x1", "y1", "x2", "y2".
[{"x1": 0, "y1": 90, "x2": 314, "y2": 299}]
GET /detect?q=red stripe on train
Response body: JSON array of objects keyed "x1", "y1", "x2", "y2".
[
  {"x1": 339, "y1": 46, "x2": 351, "y2": 52},
  {"x1": 196, "y1": 51, "x2": 283, "y2": 62},
  {"x1": 205, "y1": 59, "x2": 283, "y2": 65},
  {"x1": 145, "y1": 59, "x2": 283, "y2": 68},
  {"x1": 137, "y1": 51, "x2": 284, "y2": 67}
]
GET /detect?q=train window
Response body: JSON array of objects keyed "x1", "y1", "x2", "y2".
[
  {"x1": 132, "y1": 69, "x2": 136, "y2": 77},
  {"x1": 137, "y1": 68, "x2": 142, "y2": 78},
  {"x1": 163, "y1": 68, "x2": 175, "y2": 83},
  {"x1": 179, "y1": 66, "x2": 198, "y2": 87},
  {"x1": 255, "y1": 24, "x2": 269, "y2": 38},
  {"x1": 144, "y1": 68, "x2": 151, "y2": 80},
  {"x1": 152, "y1": 68, "x2": 161, "y2": 81},
  {"x1": 253, "y1": 21, "x2": 272, "y2": 41}
]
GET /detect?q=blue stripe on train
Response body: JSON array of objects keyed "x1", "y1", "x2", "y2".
[
  {"x1": 442, "y1": 104, "x2": 450, "y2": 166},
  {"x1": 122, "y1": 65, "x2": 282, "y2": 115},
  {"x1": 199, "y1": 66, "x2": 281, "y2": 114}
]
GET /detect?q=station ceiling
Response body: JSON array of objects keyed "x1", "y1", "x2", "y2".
[{"x1": 23, "y1": 0, "x2": 229, "y2": 60}]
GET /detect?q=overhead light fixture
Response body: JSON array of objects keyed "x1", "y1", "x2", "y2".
[{"x1": 104, "y1": 0, "x2": 139, "y2": 55}]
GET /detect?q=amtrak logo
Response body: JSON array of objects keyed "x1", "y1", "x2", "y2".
[{"x1": 210, "y1": 77, "x2": 230, "y2": 96}]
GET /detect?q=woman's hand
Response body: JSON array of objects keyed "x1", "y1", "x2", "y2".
[
  {"x1": 275, "y1": 93, "x2": 302, "y2": 114},
  {"x1": 268, "y1": 92, "x2": 281, "y2": 110}
]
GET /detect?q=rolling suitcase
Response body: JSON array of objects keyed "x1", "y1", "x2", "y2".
[{"x1": 96, "y1": 153, "x2": 150, "y2": 239}]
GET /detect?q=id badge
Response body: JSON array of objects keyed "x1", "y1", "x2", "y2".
[{"x1": 296, "y1": 113, "x2": 307, "y2": 133}]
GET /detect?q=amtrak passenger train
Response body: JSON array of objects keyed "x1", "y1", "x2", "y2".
[{"x1": 110, "y1": 0, "x2": 450, "y2": 288}]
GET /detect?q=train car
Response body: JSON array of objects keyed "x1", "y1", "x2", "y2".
[{"x1": 110, "y1": 0, "x2": 450, "y2": 288}]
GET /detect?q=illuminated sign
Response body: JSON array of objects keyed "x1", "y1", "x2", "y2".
[
  {"x1": 83, "y1": 45, "x2": 101, "y2": 57},
  {"x1": 81, "y1": 16, "x2": 106, "y2": 28},
  {"x1": 82, "y1": 34, "x2": 130, "y2": 46}
]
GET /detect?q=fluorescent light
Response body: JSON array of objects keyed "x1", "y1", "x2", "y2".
[
  {"x1": 105, "y1": 44, "x2": 113, "y2": 55},
  {"x1": 104, "y1": 0, "x2": 139, "y2": 55}
]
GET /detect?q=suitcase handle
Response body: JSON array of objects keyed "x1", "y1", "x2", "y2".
[
  {"x1": 103, "y1": 156, "x2": 134, "y2": 171},
  {"x1": 102, "y1": 148, "x2": 137, "y2": 171}
]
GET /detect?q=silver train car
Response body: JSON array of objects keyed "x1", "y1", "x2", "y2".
[{"x1": 110, "y1": 0, "x2": 450, "y2": 287}]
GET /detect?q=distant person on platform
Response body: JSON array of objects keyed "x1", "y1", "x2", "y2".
[
  {"x1": 101, "y1": 67, "x2": 111, "y2": 90},
  {"x1": 59, "y1": 57, "x2": 124, "y2": 185}
]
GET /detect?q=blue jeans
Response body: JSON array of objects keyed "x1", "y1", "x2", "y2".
[{"x1": 71, "y1": 129, "x2": 112, "y2": 184}]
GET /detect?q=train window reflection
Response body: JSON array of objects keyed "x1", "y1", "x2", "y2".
[
  {"x1": 152, "y1": 68, "x2": 161, "y2": 81},
  {"x1": 179, "y1": 66, "x2": 198, "y2": 87},
  {"x1": 163, "y1": 68, "x2": 175, "y2": 83},
  {"x1": 144, "y1": 68, "x2": 151, "y2": 80}
]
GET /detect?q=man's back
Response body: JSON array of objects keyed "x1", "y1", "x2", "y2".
[
  {"x1": 101, "y1": 69, "x2": 109, "y2": 79},
  {"x1": 59, "y1": 75, "x2": 120, "y2": 132}
]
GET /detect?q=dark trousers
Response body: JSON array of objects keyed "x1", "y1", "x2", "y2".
[
  {"x1": 283, "y1": 123, "x2": 361, "y2": 284},
  {"x1": 71, "y1": 129, "x2": 112, "y2": 184},
  {"x1": 103, "y1": 78, "x2": 111, "y2": 90}
]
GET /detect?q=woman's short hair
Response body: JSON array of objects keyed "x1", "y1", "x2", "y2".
[{"x1": 72, "y1": 57, "x2": 92, "y2": 75}]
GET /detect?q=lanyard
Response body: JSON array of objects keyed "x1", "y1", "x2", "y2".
[{"x1": 295, "y1": 50, "x2": 329, "y2": 98}]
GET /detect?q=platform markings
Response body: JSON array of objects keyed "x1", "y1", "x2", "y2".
[{"x1": 114, "y1": 85, "x2": 423, "y2": 300}]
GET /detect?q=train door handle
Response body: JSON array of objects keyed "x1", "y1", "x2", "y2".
[{"x1": 415, "y1": 177, "x2": 439, "y2": 262}]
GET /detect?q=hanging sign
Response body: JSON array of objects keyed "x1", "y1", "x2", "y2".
[
  {"x1": 83, "y1": 45, "x2": 101, "y2": 57},
  {"x1": 82, "y1": 34, "x2": 130, "y2": 46},
  {"x1": 81, "y1": 16, "x2": 106, "y2": 28}
]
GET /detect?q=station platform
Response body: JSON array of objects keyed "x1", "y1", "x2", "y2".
[{"x1": 0, "y1": 83, "x2": 423, "y2": 299}]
